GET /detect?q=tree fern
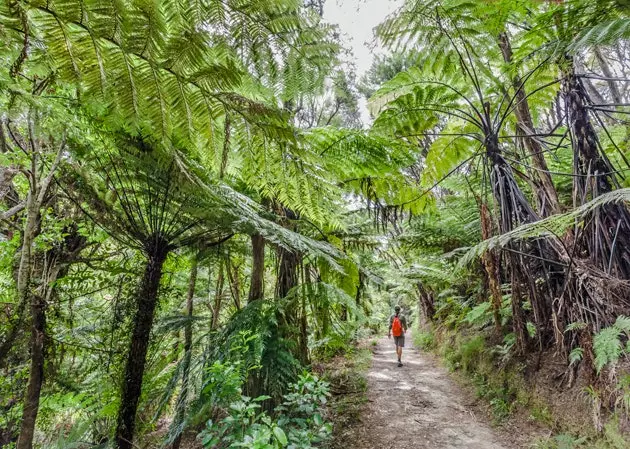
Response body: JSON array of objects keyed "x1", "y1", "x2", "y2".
[{"x1": 459, "y1": 188, "x2": 630, "y2": 267}]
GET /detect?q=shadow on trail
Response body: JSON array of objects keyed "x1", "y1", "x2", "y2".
[{"x1": 346, "y1": 333, "x2": 515, "y2": 449}]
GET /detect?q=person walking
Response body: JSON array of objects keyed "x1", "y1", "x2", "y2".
[{"x1": 388, "y1": 305, "x2": 408, "y2": 367}]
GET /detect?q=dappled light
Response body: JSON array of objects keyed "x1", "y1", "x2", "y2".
[{"x1": 2, "y1": 1, "x2": 630, "y2": 448}]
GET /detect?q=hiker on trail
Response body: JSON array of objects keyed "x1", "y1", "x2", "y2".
[{"x1": 388, "y1": 305, "x2": 408, "y2": 367}]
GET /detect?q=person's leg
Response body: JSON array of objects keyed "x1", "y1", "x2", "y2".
[
  {"x1": 394, "y1": 337, "x2": 401, "y2": 363},
  {"x1": 397, "y1": 336, "x2": 405, "y2": 366}
]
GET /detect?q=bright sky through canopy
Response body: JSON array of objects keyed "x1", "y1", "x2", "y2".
[{"x1": 322, "y1": 0, "x2": 404, "y2": 123}]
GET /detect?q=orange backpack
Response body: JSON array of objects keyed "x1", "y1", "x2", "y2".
[{"x1": 392, "y1": 315, "x2": 403, "y2": 337}]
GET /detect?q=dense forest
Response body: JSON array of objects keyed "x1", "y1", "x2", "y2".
[{"x1": 3, "y1": 0, "x2": 630, "y2": 448}]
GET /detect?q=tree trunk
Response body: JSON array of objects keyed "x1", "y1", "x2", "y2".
[
  {"x1": 225, "y1": 254, "x2": 241, "y2": 310},
  {"x1": 115, "y1": 238, "x2": 170, "y2": 449},
  {"x1": 497, "y1": 32, "x2": 561, "y2": 216},
  {"x1": 275, "y1": 222, "x2": 303, "y2": 359},
  {"x1": 479, "y1": 203, "x2": 503, "y2": 333},
  {"x1": 563, "y1": 61, "x2": 630, "y2": 277},
  {"x1": 299, "y1": 290, "x2": 309, "y2": 365},
  {"x1": 354, "y1": 271, "x2": 365, "y2": 320},
  {"x1": 276, "y1": 248, "x2": 299, "y2": 300},
  {"x1": 14, "y1": 217, "x2": 86, "y2": 449},
  {"x1": 211, "y1": 261, "x2": 224, "y2": 330},
  {"x1": 416, "y1": 283, "x2": 435, "y2": 325},
  {"x1": 510, "y1": 257, "x2": 529, "y2": 356},
  {"x1": 248, "y1": 233, "x2": 265, "y2": 302},
  {"x1": 593, "y1": 48, "x2": 623, "y2": 105},
  {"x1": 15, "y1": 294, "x2": 45, "y2": 449},
  {"x1": 171, "y1": 254, "x2": 198, "y2": 449},
  {"x1": 15, "y1": 187, "x2": 41, "y2": 449}
]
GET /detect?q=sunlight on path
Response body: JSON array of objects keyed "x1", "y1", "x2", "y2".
[{"x1": 348, "y1": 332, "x2": 514, "y2": 449}]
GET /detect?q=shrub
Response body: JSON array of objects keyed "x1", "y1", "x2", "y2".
[
  {"x1": 200, "y1": 372, "x2": 331, "y2": 449},
  {"x1": 413, "y1": 330, "x2": 435, "y2": 351},
  {"x1": 459, "y1": 335, "x2": 486, "y2": 374}
]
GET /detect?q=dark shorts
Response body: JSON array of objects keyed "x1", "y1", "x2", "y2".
[{"x1": 393, "y1": 335, "x2": 405, "y2": 348}]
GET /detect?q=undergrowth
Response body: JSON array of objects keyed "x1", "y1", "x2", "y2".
[
  {"x1": 320, "y1": 345, "x2": 372, "y2": 449},
  {"x1": 418, "y1": 322, "x2": 630, "y2": 448}
]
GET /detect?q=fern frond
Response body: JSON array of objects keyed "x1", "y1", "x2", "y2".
[{"x1": 459, "y1": 188, "x2": 630, "y2": 267}]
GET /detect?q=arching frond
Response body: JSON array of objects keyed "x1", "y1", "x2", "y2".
[{"x1": 459, "y1": 188, "x2": 630, "y2": 267}]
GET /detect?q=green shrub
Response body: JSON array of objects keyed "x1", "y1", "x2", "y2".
[
  {"x1": 413, "y1": 330, "x2": 435, "y2": 350},
  {"x1": 200, "y1": 372, "x2": 332, "y2": 449},
  {"x1": 433, "y1": 296, "x2": 471, "y2": 330},
  {"x1": 459, "y1": 335, "x2": 486, "y2": 374}
]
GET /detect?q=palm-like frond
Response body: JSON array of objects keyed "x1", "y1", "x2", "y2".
[
  {"x1": 459, "y1": 188, "x2": 630, "y2": 267},
  {"x1": 0, "y1": 0, "x2": 338, "y2": 157}
]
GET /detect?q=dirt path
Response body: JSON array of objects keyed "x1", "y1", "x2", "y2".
[{"x1": 347, "y1": 332, "x2": 521, "y2": 449}]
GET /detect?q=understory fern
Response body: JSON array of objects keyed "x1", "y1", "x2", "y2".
[{"x1": 593, "y1": 316, "x2": 630, "y2": 373}]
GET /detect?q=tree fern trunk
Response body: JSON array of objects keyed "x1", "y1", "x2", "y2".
[
  {"x1": 498, "y1": 32, "x2": 561, "y2": 216},
  {"x1": 276, "y1": 248, "x2": 299, "y2": 300},
  {"x1": 479, "y1": 203, "x2": 503, "y2": 333},
  {"x1": 510, "y1": 256, "x2": 529, "y2": 355},
  {"x1": 275, "y1": 208, "x2": 304, "y2": 361},
  {"x1": 116, "y1": 238, "x2": 169, "y2": 449},
  {"x1": 248, "y1": 233, "x2": 265, "y2": 302},
  {"x1": 15, "y1": 293, "x2": 45, "y2": 449},
  {"x1": 416, "y1": 283, "x2": 435, "y2": 325},
  {"x1": 171, "y1": 254, "x2": 198, "y2": 449},
  {"x1": 563, "y1": 61, "x2": 630, "y2": 278}
]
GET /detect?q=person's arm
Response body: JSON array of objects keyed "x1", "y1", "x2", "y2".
[
  {"x1": 388, "y1": 315, "x2": 392, "y2": 338},
  {"x1": 402, "y1": 316, "x2": 408, "y2": 333}
]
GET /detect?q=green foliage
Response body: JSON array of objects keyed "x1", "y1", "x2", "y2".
[
  {"x1": 593, "y1": 316, "x2": 630, "y2": 373},
  {"x1": 434, "y1": 295, "x2": 472, "y2": 330},
  {"x1": 413, "y1": 330, "x2": 436, "y2": 351},
  {"x1": 531, "y1": 434, "x2": 589, "y2": 449},
  {"x1": 199, "y1": 373, "x2": 331, "y2": 449},
  {"x1": 460, "y1": 189, "x2": 630, "y2": 267}
]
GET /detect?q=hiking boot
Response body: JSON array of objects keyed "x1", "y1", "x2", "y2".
[{"x1": 397, "y1": 361, "x2": 403, "y2": 367}]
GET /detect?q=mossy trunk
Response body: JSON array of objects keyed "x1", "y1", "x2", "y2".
[
  {"x1": 416, "y1": 283, "x2": 435, "y2": 325},
  {"x1": 115, "y1": 238, "x2": 169, "y2": 449},
  {"x1": 15, "y1": 293, "x2": 45, "y2": 449},
  {"x1": 171, "y1": 254, "x2": 198, "y2": 449},
  {"x1": 480, "y1": 203, "x2": 503, "y2": 333},
  {"x1": 248, "y1": 233, "x2": 265, "y2": 302},
  {"x1": 15, "y1": 188, "x2": 42, "y2": 449},
  {"x1": 212, "y1": 261, "x2": 225, "y2": 330}
]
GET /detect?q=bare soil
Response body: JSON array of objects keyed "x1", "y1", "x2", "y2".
[{"x1": 342, "y1": 333, "x2": 533, "y2": 449}]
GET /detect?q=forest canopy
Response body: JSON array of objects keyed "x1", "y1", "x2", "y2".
[{"x1": 3, "y1": 0, "x2": 630, "y2": 448}]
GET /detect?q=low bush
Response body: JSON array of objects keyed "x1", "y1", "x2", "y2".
[{"x1": 199, "y1": 372, "x2": 332, "y2": 449}]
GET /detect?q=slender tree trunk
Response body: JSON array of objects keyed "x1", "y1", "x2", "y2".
[
  {"x1": 299, "y1": 290, "x2": 309, "y2": 365},
  {"x1": 211, "y1": 261, "x2": 224, "y2": 330},
  {"x1": 116, "y1": 238, "x2": 170, "y2": 449},
  {"x1": 498, "y1": 32, "x2": 561, "y2": 216},
  {"x1": 416, "y1": 283, "x2": 435, "y2": 325},
  {"x1": 248, "y1": 234, "x2": 265, "y2": 302},
  {"x1": 354, "y1": 271, "x2": 365, "y2": 320},
  {"x1": 15, "y1": 294, "x2": 45, "y2": 449},
  {"x1": 171, "y1": 254, "x2": 198, "y2": 449},
  {"x1": 229, "y1": 258, "x2": 241, "y2": 310},
  {"x1": 593, "y1": 48, "x2": 623, "y2": 105},
  {"x1": 15, "y1": 181, "x2": 45, "y2": 449}
]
